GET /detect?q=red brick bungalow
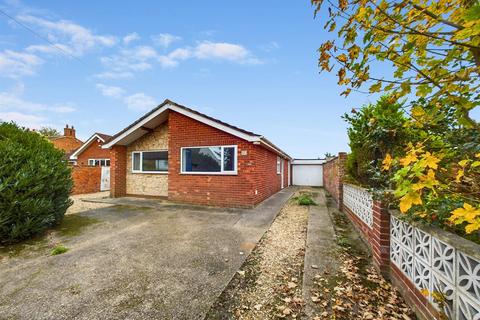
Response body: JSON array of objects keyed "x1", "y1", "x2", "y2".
[
  {"x1": 102, "y1": 99, "x2": 291, "y2": 207},
  {"x1": 70, "y1": 133, "x2": 112, "y2": 166}
]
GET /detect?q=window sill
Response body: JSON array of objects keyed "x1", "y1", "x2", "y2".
[
  {"x1": 131, "y1": 171, "x2": 168, "y2": 174},
  {"x1": 180, "y1": 172, "x2": 238, "y2": 176}
]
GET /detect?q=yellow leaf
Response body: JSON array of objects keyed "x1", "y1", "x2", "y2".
[
  {"x1": 337, "y1": 53, "x2": 348, "y2": 63},
  {"x1": 420, "y1": 288, "x2": 429, "y2": 296},
  {"x1": 465, "y1": 221, "x2": 480, "y2": 234},
  {"x1": 399, "y1": 191, "x2": 422, "y2": 213},
  {"x1": 459, "y1": 159, "x2": 470, "y2": 167},
  {"x1": 400, "y1": 153, "x2": 417, "y2": 167},
  {"x1": 456, "y1": 169, "x2": 464, "y2": 183},
  {"x1": 382, "y1": 153, "x2": 393, "y2": 171},
  {"x1": 423, "y1": 152, "x2": 440, "y2": 169}
]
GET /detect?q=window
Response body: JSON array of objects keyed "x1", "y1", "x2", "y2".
[
  {"x1": 88, "y1": 159, "x2": 110, "y2": 166},
  {"x1": 132, "y1": 151, "x2": 168, "y2": 173},
  {"x1": 277, "y1": 157, "x2": 281, "y2": 174},
  {"x1": 181, "y1": 145, "x2": 237, "y2": 174}
]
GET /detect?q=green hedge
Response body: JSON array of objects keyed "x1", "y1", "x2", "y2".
[{"x1": 0, "y1": 122, "x2": 72, "y2": 243}]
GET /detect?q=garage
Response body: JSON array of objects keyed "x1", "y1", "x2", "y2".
[{"x1": 291, "y1": 159, "x2": 325, "y2": 187}]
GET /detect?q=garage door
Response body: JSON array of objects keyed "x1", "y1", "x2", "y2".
[{"x1": 292, "y1": 163, "x2": 323, "y2": 187}]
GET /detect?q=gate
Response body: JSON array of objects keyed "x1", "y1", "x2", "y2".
[{"x1": 100, "y1": 166, "x2": 110, "y2": 191}]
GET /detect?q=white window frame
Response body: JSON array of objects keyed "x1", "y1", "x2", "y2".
[
  {"x1": 88, "y1": 158, "x2": 110, "y2": 167},
  {"x1": 131, "y1": 150, "x2": 168, "y2": 174},
  {"x1": 180, "y1": 145, "x2": 238, "y2": 175},
  {"x1": 276, "y1": 156, "x2": 281, "y2": 174}
]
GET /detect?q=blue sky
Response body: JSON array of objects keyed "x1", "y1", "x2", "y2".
[{"x1": 0, "y1": 0, "x2": 386, "y2": 158}]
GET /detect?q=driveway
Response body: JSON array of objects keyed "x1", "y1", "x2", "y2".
[{"x1": 0, "y1": 188, "x2": 295, "y2": 320}]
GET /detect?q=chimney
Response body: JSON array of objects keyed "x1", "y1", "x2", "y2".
[{"x1": 64, "y1": 125, "x2": 76, "y2": 138}]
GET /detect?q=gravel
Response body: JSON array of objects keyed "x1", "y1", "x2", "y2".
[{"x1": 66, "y1": 192, "x2": 113, "y2": 215}]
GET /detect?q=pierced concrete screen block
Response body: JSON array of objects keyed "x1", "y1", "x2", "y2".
[
  {"x1": 390, "y1": 215, "x2": 480, "y2": 320},
  {"x1": 343, "y1": 184, "x2": 373, "y2": 227}
]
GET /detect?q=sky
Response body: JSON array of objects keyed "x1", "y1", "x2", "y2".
[{"x1": 0, "y1": 0, "x2": 387, "y2": 158}]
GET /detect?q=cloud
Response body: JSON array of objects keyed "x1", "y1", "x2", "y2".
[
  {"x1": 0, "y1": 111, "x2": 46, "y2": 128},
  {"x1": 193, "y1": 41, "x2": 258, "y2": 63},
  {"x1": 123, "y1": 32, "x2": 140, "y2": 45},
  {"x1": 260, "y1": 41, "x2": 280, "y2": 52},
  {"x1": 0, "y1": 84, "x2": 74, "y2": 129},
  {"x1": 93, "y1": 71, "x2": 134, "y2": 79},
  {"x1": 123, "y1": 93, "x2": 156, "y2": 111},
  {"x1": 0, "y1": 50, "x2": 43, "y2": 78},
  {"x1": 17, "y1": 14, "x2": 117, "y2": 56},
  {"x1": 96, "y1": 83, "x2": 125, "y2": 98},
  {"x1": 152, "y1": 33, "x2": 181, "y2": 48}
]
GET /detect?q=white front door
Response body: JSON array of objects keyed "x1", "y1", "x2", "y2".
[{"x1": 101, "y1": 166, "x2": 110, "y2": 191}]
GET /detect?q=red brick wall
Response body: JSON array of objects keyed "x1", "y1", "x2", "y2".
[
  {"x1": 76, "y1": 139, "x2": 111, "y2": 165},
  {"x1": 52, "y1": 136, "x2": 83, "y2": 154},
  {"x1": 110, "y1": 145, "x2": 126, "y2": 197},
  {"x1": 71, "y1": 165, "x2": 101, "y2": 194},
  {"x1": 168, "y1": 111, "x2": 284, "y2": 207},
  {"x1": 323, "y1": 152, "x2": 347, "y2": 207}
]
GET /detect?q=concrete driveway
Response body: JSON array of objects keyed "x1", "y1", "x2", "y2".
[{"x1": 0, "y1": 188, "x2": 295, "y2": 320}]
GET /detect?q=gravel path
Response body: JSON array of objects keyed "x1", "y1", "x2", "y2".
[
  {"x1": 66, "y1": 192, "x2": 113, "y2": 215},
  {"x1": 207, "y1": 190, "x2": 310, "y2": 319}
]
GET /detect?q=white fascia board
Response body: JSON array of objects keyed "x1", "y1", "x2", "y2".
[
  {"x1": 102, "y1": 104, "x2": 170, "y2": 149},
  {"x1": 292, "y1": 159, "x2": 326, "y2": 165},
  {"x1": 103, "y1": 103, "x2": 261, "y2": 149},
  {"x1": 168, "y1": 105, "x2": 259, "y2": 142},
  {"x1": 70, "y1": 133, "x2": 105, "y2": 160},
  {"x1": 254, "y1": 138, "x2": 292, "y2": 160}
]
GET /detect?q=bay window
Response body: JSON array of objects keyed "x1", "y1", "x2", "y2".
[{"x1": 181, "y1": 145, "x2": 237, "y2": 174}]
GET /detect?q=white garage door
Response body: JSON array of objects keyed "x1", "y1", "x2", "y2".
[{"x1": 292, "y1": 164, "x2": 323, "y2": 186}]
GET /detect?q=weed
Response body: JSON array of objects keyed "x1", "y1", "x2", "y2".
[{"x1": 51, "y1": 245, "x2": 69, "y2": 255}]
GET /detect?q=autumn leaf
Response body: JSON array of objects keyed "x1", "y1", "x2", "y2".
[
  {"x1": 382, "y1": 153, "x2": 393, "y2": 171},
  {"x1": 400, "y1": 153, "x2": 417, "y2": 167},
  {"x1": 399, "y1": 191, "x2": 422, "y2": 213}
]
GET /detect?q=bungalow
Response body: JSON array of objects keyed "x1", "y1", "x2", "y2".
[
  {"x1": 70, "y1": 132, "x2": 112, "y2": 166},
  {"x1": 102, "y1": 99, "x2": 291, "y2": 207}
]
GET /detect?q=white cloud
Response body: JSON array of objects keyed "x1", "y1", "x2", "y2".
[
  {"x1": 25, "y1": 43, "x2": 75, "y2": 56},
  {"x1": 51, "y1": 105, "x2": 76, "y2": 113},
  {"x1": 194, "y1": 41, "x2": 249, "y2": 61},
  {"x1": 93, "y1": 71, "x2": 134, "y2": 79},
  {"x1": 0, "y1": 50, "x2": 43, "y2": 78},
  {"x1": 96, "y1": 83, "x2": 125, "y2": 98},
  {"x1": 123, "y1": 32, "x2": 140, "y2": 45},
  {"x1": 0, "y1": 111, "x2": 46, "y2": 128},
  {"x1": 123, "y1": 93, "x2": 156, "y2": 111},
  {"x1": 152, "y1": 33, "x2": 181, "y2": 48},
  {"x1": 260, "y1": 41, "x2": 280, "y2": 52},
  {"x1": 17, "y1": 14, "x2": 117, "y2": 56}
]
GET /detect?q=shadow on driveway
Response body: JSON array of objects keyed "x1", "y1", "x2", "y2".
[{"x1": 0, "y1": 188, "x2": 295, "y2": 320}]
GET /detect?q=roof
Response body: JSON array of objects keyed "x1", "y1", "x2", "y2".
[
  {"x1": 69, "y1": 132, "x2": 111, "y2": 160},
  {"x1": 103, "y1": 99, "x2": 291, "y2": 159}
]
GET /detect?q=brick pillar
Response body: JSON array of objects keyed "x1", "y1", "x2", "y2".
[
  {"x1": 336, "y1": 152, "x2": 347, "y2": 209},
  {"x1": 110, "y1": 145, "x2": 126, "y2": 198},
  {"x1": 371, "y1": 200, "x2": 391, "y2": 275}
]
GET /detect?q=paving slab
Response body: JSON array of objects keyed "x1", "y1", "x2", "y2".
[
  {"x1": 302, "y1": 189, "x2": 340, "y2": 319},
  {"x1": 0, "y1": 188, "x2": 295, "y2": 320}
]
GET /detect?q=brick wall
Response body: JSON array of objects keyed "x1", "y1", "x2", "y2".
[
  {"x1": 322, "y1": 152, "x2": 347, "y2": 208},
  {"x1": 76, "y1": 138, "x2": 111, "y2": 165},
  {"x1": 110, "y1": 145, "x2": 126, "y2": 197},
  {"x1": 71, "y1": 165, "x2": 101, "y2": 194},
  {"x1": 51, "y1": 136, "x2": 83, "y2": 154},
  {"x1": 250, "y1": 145, "x2": 283, "y2": 205}
]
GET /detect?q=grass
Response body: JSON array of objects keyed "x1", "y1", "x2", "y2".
[{"x1": 51, "y1": 245, "x2": 69, "y2": 255}]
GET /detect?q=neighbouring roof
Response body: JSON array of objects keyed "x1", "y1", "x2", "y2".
[
  {"x1": 70, "y1": 132, "x2": 112, "y2": 160},
  {"x1": 103, "y1": 99, "x2": 291, "y2": 159}
]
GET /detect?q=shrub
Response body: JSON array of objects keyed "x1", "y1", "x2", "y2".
[
  {"x1": 51, "y1": 245, "x2": 69, "y2": 255},
  {"x1": 296, "y1": 194, "x2": 316, "y2": 206},
  {"x1": 0, "y1": 122, "x2": 73, "y2": 243}
]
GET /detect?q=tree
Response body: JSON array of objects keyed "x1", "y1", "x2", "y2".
[
  {"x1": 312, "y1": 0, "x2": 480, "y2": 128},
  {"x1": 38, "y1": 126, "x2": 61, "y2": 137}
]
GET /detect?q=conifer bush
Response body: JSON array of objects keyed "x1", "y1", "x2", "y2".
[{"x1": 0, "y1": 122, "x2": 72, "y2": 243}]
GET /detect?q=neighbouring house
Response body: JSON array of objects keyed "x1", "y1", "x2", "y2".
[
  {"x1": 69, "y1": 133, "x2": 112, "y2": 195},
  {"x1": 102, "y1": 99, "x2": 291, "y2": 207},
  {"x1": 49, "y1": 125, "x2": 83, "y2": 162},
  {"x1": 70, "y1": 132, "x2": 112, "y2": 166}
]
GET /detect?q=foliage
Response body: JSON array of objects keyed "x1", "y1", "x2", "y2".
[
  {"x1": 343, "y1": 96, "x2": 409, "y2": 188},
  {"x1": 0, "y1": 122, "x2": 73, "y2": 243},
  {"x1": 51, "y1": 245, "x2": 69, "y2": 255},
  {"x1": 312, "y1": 0, "x2": 480, "y2": 129},
  {"x1": 294, "y1": 194, "x2": 317, "y2": 206},
  {"x1": 38, "y1": 126, "x2": 61, "y2": 138}
]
